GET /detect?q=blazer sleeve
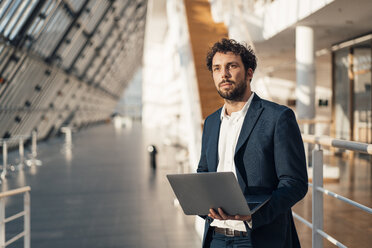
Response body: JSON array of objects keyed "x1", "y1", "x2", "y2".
[{"x1": 251, "y1": 108, "x2": 308, "y2": 229}]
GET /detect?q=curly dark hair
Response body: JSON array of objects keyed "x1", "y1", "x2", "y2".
[{"x1": 206, "y1": 38, "x2": 257, "y2": 73}]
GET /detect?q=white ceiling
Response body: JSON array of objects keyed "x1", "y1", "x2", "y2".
[{"x1": 254, "y1": 0, "x2": 372, "y2": 82}]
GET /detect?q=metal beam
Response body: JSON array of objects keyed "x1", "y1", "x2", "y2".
[
  {"x1": 12, "y1": 0, "x2": 47, "y2": 48},
  {"x1": 67, "y1": 1, "x2": 114, "y2": 74},
  {"x1": 46, "y1": 0, "x2": 90, "y2": 63}
]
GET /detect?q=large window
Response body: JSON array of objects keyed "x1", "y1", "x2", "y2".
[
  {"x1": 0, "y1": 0, "x2": 38, "y2": 40},
  {"x1": 334, "y1": 48, "x2": 350, "y2": 140},
  {"x1": 333, "y1": 35, "x2": 372, "y2": 143},
  {"x1": 353, "y1": 42, "x2": 371, "y2": 143}
]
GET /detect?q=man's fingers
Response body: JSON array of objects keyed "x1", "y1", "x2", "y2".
[
  {"x1": 234, "y1": 215, "x2": 252, "y2": 221},
  {"x1": 209, "y1": 208, "x2": 222, "y2": 220},
  {"x1": 210, "y1": 208, "x2": 252, "y2": 221},
  {"x1": 218, "y1": 208, "x2": 235, "y2": 220},
  {"x1": 217, "y1": 208, "x2": 227, "y2": 219},
  {"x1": 235, "y1": 215, "x2": 243, "y2": 220},
  {"x1": 209, "y1": 208, "x2": 217, "y2": 217}
]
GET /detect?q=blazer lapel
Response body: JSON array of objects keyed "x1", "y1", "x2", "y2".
[
  {"x1": 208, "y1": 108, "x2": 222, "y2": 172},
  {"x1": 235, "y1": 94, "x2": 264, "y2": 156}
]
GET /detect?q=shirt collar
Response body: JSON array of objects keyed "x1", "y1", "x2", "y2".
[{"x1": 220, "y1": 92, "x2": 255, "y2": 121}]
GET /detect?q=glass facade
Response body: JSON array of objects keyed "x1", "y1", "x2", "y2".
[
  {"x1": 334, "y1": 48, "x2": 350, "y2": 140},
  {"x1": 353, "y1": 43, "x2": 371, "y2": 143},
  {"x1": 0, "y1": 0, "x2": 147, "y2": 143},
  {"x1": 333, "y1": 36, "x2": 372, "y2": 143}
]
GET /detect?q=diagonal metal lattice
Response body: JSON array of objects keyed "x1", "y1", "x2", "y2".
[{"x1": 0, "y1": 0, "x2": 147, "y2": 144}]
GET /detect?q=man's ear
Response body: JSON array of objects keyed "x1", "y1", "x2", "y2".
[{"x1": 246, "y1": 68, "x2": 253, "y2": 82}]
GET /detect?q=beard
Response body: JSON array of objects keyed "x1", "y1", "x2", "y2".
[{"x1": 217, "y1": 78, "x2": 247, "y2": 101}]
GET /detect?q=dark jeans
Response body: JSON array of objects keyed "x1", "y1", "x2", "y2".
[{"x1": 209, "y1": 230, "x2": 253, "y2": 248}]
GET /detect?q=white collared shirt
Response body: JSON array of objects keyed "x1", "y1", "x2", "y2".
[{"x1": 210, "y1": 92, "x2": 254, "y2": 232}]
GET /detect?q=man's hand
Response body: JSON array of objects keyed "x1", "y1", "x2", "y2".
[{"x1": 208, "y1": 208, "x2": 252, "y2": 222}]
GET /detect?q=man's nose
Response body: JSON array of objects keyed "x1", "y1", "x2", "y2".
[{"x1": 221, "y1": 67, "x2": 230, "y2": 79}]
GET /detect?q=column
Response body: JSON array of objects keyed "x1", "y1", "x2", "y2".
[{"x1": 296, "y1": 26, "x2": 316, "y2": 120}]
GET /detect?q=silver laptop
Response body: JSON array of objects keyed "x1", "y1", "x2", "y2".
[{"x1": 167, "y1": 172, "x2": 271, "y2": 216}]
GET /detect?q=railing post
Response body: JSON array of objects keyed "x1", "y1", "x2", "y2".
[
  {"x1": 1, "y1": 141, "x2": 8, "y2": 179},
  {"x1": 26, "y1": 131, "x2": 42, "y2": 166},
  {"x1": 0, "y1": 198, "x2": 5, "y2": 248},
  {"x1": 24, "y1": 191, "x2": 31, "y2": 248},
  {"x1": 61, "y1": 127, "x2": 72, "y2": 149},
  {"x1": 32, "y1": 131, "x2": 37, "y2": 161},
  {"x1": 17, "y1": 137, "x2": 25, "y2": 169},
  {"x1": 312, "y1": 144, "x2": 324, "y2": 248}
]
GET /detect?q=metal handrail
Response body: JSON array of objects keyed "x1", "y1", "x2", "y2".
[
  {"x1": 0, "y1": 135, "x2": 30, "y2": 143},
  {"x1": 317, "y1": 229, "x2": 347, "y2": 248},
  {"x1": 308, "y1": 183, "x2": 372, "y2": 214},
  {"x1": 293, "y1": 133, "x2": 372, "y2": 248},
  {"x1": 0, "y1": 186, "x2": 31, "y2": 248},
  {"x1": 297, "y1": 119, "x2": 332, "y2": 125},
  {"x1": 302, "y1": 134, "x2": 372, "y2": 154},
  {"x1": 292, "y1": 212, "x2": 312, "y2": 229},
  {"x1": 292, "y1": 211, "x2": 346, "y2": 248},
  {"x1": 1, "y1": 131, "x2": 41, "y2": 180},
  {"x1": 0, "y1": 186, "x2": 31, "y2": 198}
]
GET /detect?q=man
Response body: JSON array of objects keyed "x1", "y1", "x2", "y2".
[{"x1": 197, "y1": 38, "x2": 308, "y2": 248}]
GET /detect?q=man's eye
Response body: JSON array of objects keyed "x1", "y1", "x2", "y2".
[
  {"x1": 229, "y1": 64, "x2": 237, "y2": 69},
  {"x1": 213, "y1": 67, "x2": 220, "y2": 71}
]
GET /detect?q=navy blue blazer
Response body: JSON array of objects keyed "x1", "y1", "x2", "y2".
[{"x1": 197, "y1": 94, "x2": 308, "y2": 248}]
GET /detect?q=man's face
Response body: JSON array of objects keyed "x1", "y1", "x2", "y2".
[{"x1": 211, "y1": 52, "x2": 252, "y2": 101}]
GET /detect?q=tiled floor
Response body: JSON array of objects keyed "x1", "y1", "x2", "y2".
[
  {"x1": 1, "y1": 122, "x2": 201, "y2": 248},
  {"x1": 1, "y1": 122, "x2": 371, "y2": 248}
]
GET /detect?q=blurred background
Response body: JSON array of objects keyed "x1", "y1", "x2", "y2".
[{"x1": 0, "y1": 0, "x2": 371, "y2": 247}]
